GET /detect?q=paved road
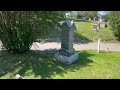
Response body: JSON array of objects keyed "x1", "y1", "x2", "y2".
[{"x1": 31, "y1": 42, "x2": 120, "y2": 52}]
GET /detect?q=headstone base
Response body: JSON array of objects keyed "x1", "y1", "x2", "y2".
[
  {"x1": 55, "y1": 52, "x2": 78, "y2": 65},
  {"x1": 59, "y1": 48, "x2": 75, "y2": 57}
]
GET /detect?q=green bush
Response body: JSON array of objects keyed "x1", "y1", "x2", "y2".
[
  {"x1": 0, "y1": 11, "x2": 65, "y2": 53},
  {"x1": 109, "y1": 11, "x2": 120, "y2": 40}
]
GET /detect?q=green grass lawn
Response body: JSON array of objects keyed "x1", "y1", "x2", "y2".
[
  {"x1": 0, "y1": 50, "x2": 120, "y2": 79},
  {"x1": 39, "y1": 21, "x2": 120, "y2": 43},
  {"x1": 74, "y1": 21, "x2": 119, "y2": 43}
]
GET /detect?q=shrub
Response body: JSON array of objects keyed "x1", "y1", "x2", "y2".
[
  {"x1": 0, "y1": 11, "x2": 65, "y2": 53},
  {"x1": 109, "y1": 11, "x2": 120, "y2": 40}
]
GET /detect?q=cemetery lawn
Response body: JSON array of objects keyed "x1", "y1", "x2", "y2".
[
  {"x1": 0, "y1": 50, "x2": 120, "y2": 79},
  {"x1": 74, "y1": 21, "x2": 119, "y2": 43},
  {"x1": 41, "y1": 21, "x2": 120, "y2": 43}
]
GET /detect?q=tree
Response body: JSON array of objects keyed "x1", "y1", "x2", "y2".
[
  {"x1": 69, "y1": 11, "x2": 78, "y2": 19},
  {"x1": 102, "y1": 14, "x2": 109, "y2": 22},
  {"x1": 75, "y1": 11, "x2": 98, "y2": 20},
  {"x1": 0, "y1": 11, "x2": 65, "y2": 53},
  {"x1": 109, "y1": 11, "x2": 120, "y2": 40},
  {"x1": 101, "y1": 11, "x2": 109, "y2": 22},
  {"x1": 76, "y1": 11, "x2": 86, "y2": 19},
  {"x1": 84, "y1": 11, "x2": 98, "y2": 20}
]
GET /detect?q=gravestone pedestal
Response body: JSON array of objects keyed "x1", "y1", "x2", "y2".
[
  {"x1": 55, "y1": 20, "x2": 78, "y2": 65},
  {"x1": 55, "y1": 52, "x2": 78, "y2": 65}
]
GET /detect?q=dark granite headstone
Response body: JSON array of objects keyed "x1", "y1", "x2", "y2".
[
  {"x1": 55, "y1": 19, "x2": 78, "y2": 65},
  {"x1": 59, "y1": 20, "x2": 77, "y2": 57}
]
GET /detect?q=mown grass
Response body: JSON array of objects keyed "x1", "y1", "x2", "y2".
[
  {"x1": 38, "y1": 21, "x2": 119, "y2": 43},
  {"x1": 0, "y1": 50, "x2": 120, "y2": 79},
  {"x1": 74, "y1": 21, "x2": 119, "y2": 43}
]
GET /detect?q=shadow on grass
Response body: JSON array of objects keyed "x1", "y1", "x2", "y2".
[
  {"x1": 36, "y1": 27, "x2": 61, "y2": 43},
  {"x1": 74, "y1": 32, "x2": 92, "y2": 44},
  {"x1": 0, "y1": 49, "x2": 94, "y2": 79}
]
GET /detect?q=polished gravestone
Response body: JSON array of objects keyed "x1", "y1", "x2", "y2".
[{"x1": 55, "y1": 20, "x2": 78, "y2": 65}]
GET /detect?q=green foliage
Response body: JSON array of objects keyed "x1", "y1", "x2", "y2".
[
  {"x1": 85, "y1": 11, "x2": 98, "y2": 20},
  {"x1": 109, "y1": 11, "x2": 120, "y2": 40},
  {"x1": 0, "y1": 11, "x2": 65, "y2": 53},
  {"x1": 101, "y1": 11, "x2": 109, "y2": 22},
  {"x1": 75, "y1": 11, "x2": 98, "y2": 20}
]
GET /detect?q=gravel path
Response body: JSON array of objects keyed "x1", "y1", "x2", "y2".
[{"x1": 31, "y1": 42, "x2": 120, "y2": 52}]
